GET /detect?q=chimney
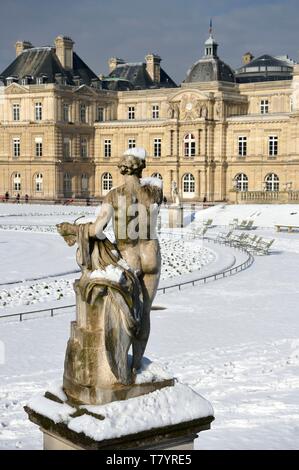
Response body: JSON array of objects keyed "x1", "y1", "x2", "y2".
[
  {"x1": 55, "y1": 36, "x2": 74, "y2": 69},
  {"x1": 108, "y1": 57, "x2": 125, "y2": 73},
  {"x1": 145, "y1": 54, "x2": 161, "y2": 83},
  {"x1": 242, "y1": 52, "x2": 254, "y2": 65},
  {"x1": 15, "y1": 41, "x2": 33, "y2": 57}
]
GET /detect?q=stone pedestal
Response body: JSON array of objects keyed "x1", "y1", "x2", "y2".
[
  {"x1": 168, "y1": 205, "x2": 184, "y2": 228},
  {"x1": 24, "y1": 381, "x2": 214, "y2": 450}
]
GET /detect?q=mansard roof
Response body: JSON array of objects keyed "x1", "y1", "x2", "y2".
[
  {"x1": 0, "y1": 47, "x2": 100, "y2": 86},
  {"x1": 107, "y1": 63, "x2": 177, "y2": 90}
]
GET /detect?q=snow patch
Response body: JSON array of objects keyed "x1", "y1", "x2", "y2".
[
  {"x1": 27, "y1": 396, "x2": 75, "y2": 424},
  {"x1": 123, "y1": 147, "x2": 147, "y2": 160},
  {"x1": 90, "y1": 265, "x2": 124, "y2": 284},
  {"x1": 140, "y1": 177, "x2": 163, "y2": 189}
]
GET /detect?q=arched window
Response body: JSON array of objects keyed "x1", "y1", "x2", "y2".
[
  {"x1": 102, "y1": 172, "x2": 113, "y2": 195},
  {"x1": 184, "y1": 133, "x2": 196, "y2": 157},
  {"x1": 182, "y1": 173, "x2": 195, "y2": 197},
  {"x1": 151, "y1": 173, "x2": 163, "y2": 180},
  {"x1": 234, "y1": 173, "x2": 248, "y2": 192},
  {"x1": 35, "y1": 173, "x2": 43, "y2": 192},
  {"x1": 81, "y1": 174, "x2": 89, "y2": 191},
  {"x1": 63, "y1": 173, "x2": 72, "y2": 192},
  {"x1": 265, "y1": 173, "x2": 279, "y2": 192},
  {"x1": 13, "y1": 173, "x2": 21, "y2": 191}
]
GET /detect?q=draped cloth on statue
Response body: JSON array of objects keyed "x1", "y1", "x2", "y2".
[{"x1": 74, "y1": 223, "x2": 143, "y2": 385}]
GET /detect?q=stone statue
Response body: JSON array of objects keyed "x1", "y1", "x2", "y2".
[
  {"x1": 171, "y1": 180, "x2": 181, "y2": 205},
  {"x1": 167, "y1": 102, "x2": 179, "y2": 119},
  {"x1": 57, "y1": 148, "x2": 163, "y2": 404}
]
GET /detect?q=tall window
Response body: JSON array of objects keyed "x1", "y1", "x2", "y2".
[
  {"x1": 13, "y1": 138, "x2": 20, "y2": 158},
  {"x1": 265, "y1": 173, "x2": 279, "y2": 192},
  {"x1": 97, "y1": 107, "x2": 104, "y2": 122},
  {"x1": 63, "y1": 173, "x2": 72, "y2": 192},
  {"x1": 63, "y1": 103, "x2": 70, "y2": 122},
  {"x1": 151, "y1": 173, "x2": 162, "y2": 180},
  {"x1": 80, "y1": 104, "x2": 86, "y2": 123},
  {"x1": 152, "y1": 105, "x2": 159, "y2": 119},
  {"x1": 154, "y1": 138, "x2": 161, "y2": 157},
  {"x1": 261, "y1": 100, "x2": 269, "y2": 114},
  {"x1": 63, "y1": 137, "x2": 71, "y2": 159},
  {"x1": 128, "y1": 106, "x2": 135, "y2": 120},
  {"x1": 128, "y1": 139, "x2": 136, "y2": 149},
  {"x1": 182, "y1": 173, "x2": 195, "y2": 194},
  {"x1": 235, "y1": 173, "x2": 248, "y2": 192},
  {"x1": 13, "y1": 173, "x2": 21, "y2": 191},
  {"x1": 81, "y1": 174, "x2": 89, "y2": 191},
  {"x1": 184, "y1": 133, "x2": 196, "y2": 157},
  {"x1": 269, "y1": 136, "x2": 278, "y2": 156},
  {"x1": 104, "y1": 139, "x2": 111, "y2": 158},
  {"x1": 238, "y1": 136, "x2": 247, "y2": 156},
  {"x1": 13, "y1": 104, "x2": 20, "y2": 121},
  {"x1": 35, "y1": 102, "x2": 42, "y2": 121},
  {"x1": 80, "y1": 137, "x2": 88, "y2": 158},
  {"x1": 35, "y1": 137, "x2": 43, "y2": 157},
  {"x1": 35, "y1": 173, "x2": 43, "y2": 192},
  {"x1": 102, "y1": 172, "x2": 113, "y2": 194}
]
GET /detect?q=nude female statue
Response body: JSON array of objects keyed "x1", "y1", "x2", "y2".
[{"x1": 57, "y1": 149, "x2": 162, "y2": 401}]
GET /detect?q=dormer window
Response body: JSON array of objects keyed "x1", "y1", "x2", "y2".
[
  {"x1": 36, "y1": 75, "x2": 47, "y2": 85},
  {"x1": 91, "y1": 78, "x2": 101, "y2": 89},
  {"x1": 55, "y1": 73, "x2": 67, "y2": 85},
  {"x1": 7, "y1": 76, "x2": 18, "y2": 86},
  {"x1": 74, "y1": 76, "x2": 82, "y2": 86},
  {"x1": 20, "y1": 75, "x2": 31, "y2": 86}
]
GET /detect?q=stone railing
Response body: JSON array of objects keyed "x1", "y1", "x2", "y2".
[{"x1": 234, "y1": 190, "x2": 299, "y2": 204}]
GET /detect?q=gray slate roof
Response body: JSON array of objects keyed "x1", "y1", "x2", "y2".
[
  {"x1": 0, "y1": 47, "x2": 100, "y2": 86},
  {"x1": 107, "y1": 63, "x2": 177, "y2": 90},
  {"x1": 236, "y1": 54, "x2": 293, "y2": 83},
  {"x1": 184, "y1": 57, "x2": 235, "y2": 84}
]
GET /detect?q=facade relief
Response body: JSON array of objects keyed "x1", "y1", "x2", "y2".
[{"x1": 167, "y1": 92, "x2": 210, "y2": 121}]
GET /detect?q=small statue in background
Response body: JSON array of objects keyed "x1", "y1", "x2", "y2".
[{"x1": 171, "y1": 180, "x2": 181, "y2": 206}]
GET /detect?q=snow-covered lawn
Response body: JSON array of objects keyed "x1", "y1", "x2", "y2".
[{"x1": 0, "y1": 203, "x2": 299, "y2": 449}]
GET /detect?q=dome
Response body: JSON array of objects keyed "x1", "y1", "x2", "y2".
[
  {"x1": 184, "y1": 29, "x2": 235, "y2": 84},
  {"x1": 236, "y1": 54, "x2": 293, "y2": 83},
  {"x1": 185, "y1": 57, "x2": 235, "y2": 83}
]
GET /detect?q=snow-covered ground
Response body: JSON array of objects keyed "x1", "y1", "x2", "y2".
[{"x1": 0, "y1": 203, "x2": 299, "y2": 449}]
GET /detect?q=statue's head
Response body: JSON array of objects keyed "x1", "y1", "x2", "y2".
[{"x1": 118, "y1": 148, "x2": 147, "y2": 177}]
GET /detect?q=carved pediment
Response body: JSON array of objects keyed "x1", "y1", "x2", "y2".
[
  {"x1": 167, "y1": 90, "x2": 210, "y2": 120},
  {"x1": 73, "y1": 84, "x2": 99, "y2": 97},
  {"x1": 5, "y1": 83, "x2": 29, "y2": 95}
]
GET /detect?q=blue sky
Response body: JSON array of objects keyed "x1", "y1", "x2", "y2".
[{"x1": 0, "y1": 0, "x2": 298, "y2": 83}]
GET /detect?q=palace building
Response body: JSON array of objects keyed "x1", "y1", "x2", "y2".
[{"x1": 1, "y1": 29, "x2": 299, "y2": 203}]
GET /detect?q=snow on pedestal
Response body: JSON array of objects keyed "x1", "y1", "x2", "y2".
[{"x1": 25, "y1": 375, "x2": 214, "y2": 450}]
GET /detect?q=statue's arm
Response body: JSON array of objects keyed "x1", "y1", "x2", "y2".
[
  {"x1": 89, "y1": 200, "x2": 114, "y2": 238},
  {"x1": 56, "y1": 222, "x2": 78, "y2": 246}
]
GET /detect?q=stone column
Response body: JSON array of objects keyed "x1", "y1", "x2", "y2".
[{"x1": 197, "y1": 170, "x2": 201, "y2": 198}]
